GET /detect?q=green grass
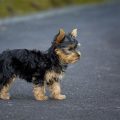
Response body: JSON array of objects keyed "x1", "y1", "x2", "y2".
[{"x1": 0, "y1": 0, "x2": 104, "y2": 18}]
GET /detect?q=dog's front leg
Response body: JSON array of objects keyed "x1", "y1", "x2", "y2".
[
  {"x1": 48, "y1": 81, "x2": 66, "y2": 100},
  {"x1": 33, "y1": 84, "x2": 48, "y2": 101}
]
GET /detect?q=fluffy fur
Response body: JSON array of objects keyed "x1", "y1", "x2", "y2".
[{"x1": 0, "y1": 29, "x2": 80, "y2": 100}]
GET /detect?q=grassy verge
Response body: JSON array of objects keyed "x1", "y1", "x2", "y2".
[{"x1": 0, "y1": 0, "x2": 105, "y2": 18}]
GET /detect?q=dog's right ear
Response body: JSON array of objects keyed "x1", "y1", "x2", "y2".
[
  {"x1": 71, "y1": 29, "x2": 77, "y2": 37},
  {"x1": 55, "y1": 29, "x2": 65, "y2": 44}
]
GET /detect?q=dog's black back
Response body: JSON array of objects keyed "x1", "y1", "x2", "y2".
[{"x1": 0, "y1": 48, "x2": 65, "y2": 86}]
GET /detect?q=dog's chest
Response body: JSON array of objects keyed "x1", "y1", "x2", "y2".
[{"x1": 45, "y1": 70, "x2": 64, "y2": 82}]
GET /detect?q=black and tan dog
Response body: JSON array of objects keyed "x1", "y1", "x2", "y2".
[{"x1": 0, "y1": 29, "x2": 81, "y2": 100}]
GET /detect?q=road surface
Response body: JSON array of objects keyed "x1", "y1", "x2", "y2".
[{"x1": 0, "y1": 2, "x2": 120, "y2": 120}]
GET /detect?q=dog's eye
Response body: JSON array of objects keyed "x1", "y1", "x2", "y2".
[{"x1": 63, "y1": 48, "x2": 71, "y2": 54}]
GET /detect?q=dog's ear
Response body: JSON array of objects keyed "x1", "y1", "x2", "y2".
[
  {"x1": 71, "y1": 29, "x2": 77, "y2": 37},
  {"x1": 55, "y1": 29, "x2": 65, "y2": 44}
]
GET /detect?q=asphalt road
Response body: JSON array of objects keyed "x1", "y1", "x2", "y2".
[{"x1": 0, "y1": 2, "x2": 120, "y2": 120}]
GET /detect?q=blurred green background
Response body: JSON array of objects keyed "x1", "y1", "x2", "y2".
[{"x1": 0, "y1": 0, "x2": 105, "y2": 18}]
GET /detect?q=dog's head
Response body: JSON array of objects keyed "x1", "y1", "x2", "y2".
[{"x1": 52, "y1": 29, "x2": 81, "y2": 64}]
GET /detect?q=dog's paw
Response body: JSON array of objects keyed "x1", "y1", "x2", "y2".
[
  {"x1": 35, "y1": 96, "x2": 48, "y2": 101},
  {"x1": 52, "y1": 94, "x2": 66, "y2": 100},
  {"x1": 0, "y1": 93, "x2": 10, "y2": 100}
]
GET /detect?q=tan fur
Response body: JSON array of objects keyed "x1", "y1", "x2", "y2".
[
  {"x1": 45, "y1": 70, "x2": 63, "y2": 83},
  {"x1": 49, "y1": 82, "x2": 66, "y2": 100},
  {"x1": 33, "y1": 84, "x2": 48, "y2": 101},
  {"x1": 71, "y1": 29, "x2": 77, "y2": 37},
  {"x1": 56, "y1": 29, "x2": 65, "y2": 44},
  {"x1": 0, "y1": 75, "x2": 16, "y2": 100},
  {"x1": 0, "y1": 84, "x2": 10, "y2": 100},
  {"x1": 45, "y1": 71, "x2": 66, "y2": 100},
  {"x1": 55, "y1": 48, "x2": 79, "y2": 64}
]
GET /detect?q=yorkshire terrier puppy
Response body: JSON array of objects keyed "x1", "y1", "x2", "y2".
[{"x1": 0, "y1": 29, "x2": 81, "y2": 100}]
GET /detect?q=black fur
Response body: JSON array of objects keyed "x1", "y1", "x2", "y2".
[
  {"x1": 0, "y1": 31, "x2": 79, "y2": 89},
  {"x1": 0, "y1": 48, "x2": 66, "y2": 87}
]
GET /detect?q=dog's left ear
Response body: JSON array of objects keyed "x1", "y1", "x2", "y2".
[
  {"x1": 55, "y1": 29, "x2": 65, "y2": 44},
  {"x1": 71, "y1": 29, "x2": 77, "y2": 37}
]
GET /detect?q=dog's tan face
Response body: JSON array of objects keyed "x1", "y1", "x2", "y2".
[
  {"x1": 55, "y1": 48, "x2": 80, "y2": 64},
  {"x1": 54, "y1": 29, "x2": 81, "y2": 64}
]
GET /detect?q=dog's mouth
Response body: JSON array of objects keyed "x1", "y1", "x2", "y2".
[
  {"x1": 69, "y1": 51, "x2": 81, "y2": 64},
  {"x1": 70, "y1": 57, "x2": 80, "y2": 64}
]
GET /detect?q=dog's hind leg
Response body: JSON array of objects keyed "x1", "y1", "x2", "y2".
[{"x1": 0, "y1": 75, "x2": 16, "y2": 100}]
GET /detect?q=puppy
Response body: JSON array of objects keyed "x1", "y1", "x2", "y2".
[{"x1": 0, "y1": 29, "x2": 81, "y2": 100}]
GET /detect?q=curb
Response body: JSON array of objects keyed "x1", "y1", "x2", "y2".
[
  {"x1": 0, "y1": 2, "x2": 116, "y2": 25},
  {"x1": 0, "y1": 4, "x2": 100, "y2": 25}
]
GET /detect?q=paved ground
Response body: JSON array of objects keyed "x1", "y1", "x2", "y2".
[{"x1": 0, "y1": 2, "x2": 120, "y2": 120}]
